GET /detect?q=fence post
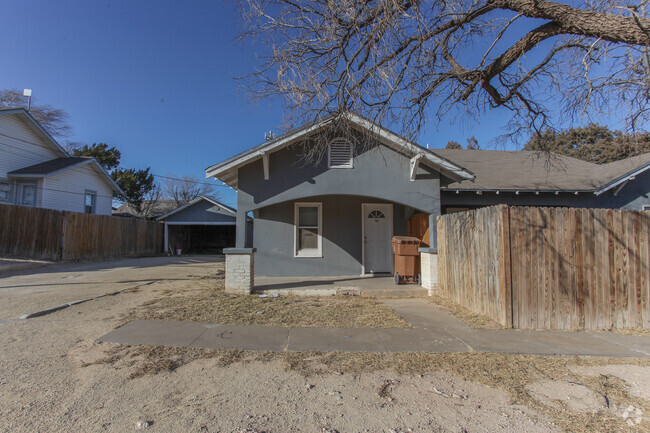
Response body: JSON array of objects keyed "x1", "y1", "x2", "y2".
[
  {"x1": 498, "y1": 205, "x2": 513, "y2": 328},
  {"x1": 59, "y1": 212, "x2": 66, "y2": 260}
]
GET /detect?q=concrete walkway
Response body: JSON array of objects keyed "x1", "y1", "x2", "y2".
[{"x1": 97, "y1": 298, "x2": 650, "y2": 357}]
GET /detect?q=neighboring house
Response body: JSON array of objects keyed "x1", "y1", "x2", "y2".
[
  {"x1": 436, "y1": 149, "x2": 650, "y2": 212},
  {"x1": 0, "y1": 108, "x2": 121, "y2": 215},
  {"x1": 156, "y1": 196, "x2": 243, "y2": 254},
  {"x1": 205, "y1": 111, "x2": 650, "y2": 283},
  {"x1": 113, "y1": 200, "x2": 179, "y2": 219}
]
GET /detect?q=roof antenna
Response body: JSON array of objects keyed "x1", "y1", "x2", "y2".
[
  {"x1": 264, "y1": 130, "x2": 276, "y2": 141},
  {"x1": 23, "y1": 89, "x2": 32, "y2": 111}
]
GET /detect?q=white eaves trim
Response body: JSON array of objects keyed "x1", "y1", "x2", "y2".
[
  {"x1": 204, "y1": 111, "x2": 474, "y2": 184},
  {"x1": 345, "y1": 113, "x2": 474, "y2": 181},
  {"x1": 205, "y1": 117, "x2": 333, "y2": 180},
  {"x1": 156, "y1": 196, "x2": 237, "y2": 221},
  {"x1": 594, "y1": 163, "x2": 650, "y2": 196}
]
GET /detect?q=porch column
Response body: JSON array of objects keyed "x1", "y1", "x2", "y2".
[
  {"x1": 420, "y1": 203, "x2": 440, "y2": 295},
  {"x1": 428, "y1": 212, "x2": 438, "y2": 250},
  {"x1": 224, "y1": 248, "x2": 256, "y2": 294},
  {"x1": 235, "y1": 208, "x2": 247, "y2": 248},
  {"x1": 163, "y1": 222, "x2": 168, "y2": 253}
]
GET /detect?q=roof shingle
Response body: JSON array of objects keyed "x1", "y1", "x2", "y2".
[
  {"x1": 432, "y1": 149, "x2": 650, "y2": 191},
  {"x1": 8, "y1": 157, "x2": 91, "y2": 177}
]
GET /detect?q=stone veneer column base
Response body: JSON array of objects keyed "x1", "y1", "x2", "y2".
[
  {"x1": 419, "y1": 249, "x2": 439, "y2": 296},
  {"x1": 224, "y1": 248, "x2": 256, "y2": 294}
]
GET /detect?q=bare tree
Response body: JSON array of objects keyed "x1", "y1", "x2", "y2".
[
  {"x1": 138, "y1": 183, "x2": 164, "y2": 219},
  {"x1": 163, "y1": 175, "x2": 220, "y2": 206},
  {"x1": 0, "y1": 89, "x2": 72, "y2": 140},
  {"x1": 242, "y1": 0, "x2": 650, "y2": 151}
]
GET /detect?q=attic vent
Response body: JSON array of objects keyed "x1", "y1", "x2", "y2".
[{"x1": 328, "y1": 138, "x2": 353, "y2": 168}]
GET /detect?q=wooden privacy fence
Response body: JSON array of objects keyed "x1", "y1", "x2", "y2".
[
  {"x1": 437, "y1": 205, "x2": 650, "y2": 331},
  {"x1": 0, "y1": 204, "x2": 163, "y2": 261}
]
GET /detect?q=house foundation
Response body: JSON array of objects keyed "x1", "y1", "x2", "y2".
[
  {"x1": 224, "y1": 248, "x2": 256, "y2": 294},
  {"x1": 419, "y1": 249, "x2": 439, "y2": 295}
]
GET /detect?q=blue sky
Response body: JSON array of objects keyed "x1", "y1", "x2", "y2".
[{"x1": 0, "y1": 1, "x2": 623, "y2": 207}]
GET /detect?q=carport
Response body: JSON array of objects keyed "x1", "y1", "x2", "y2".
[{"x1": 157, "y1": 196, "x2": 237, "y2": 254}]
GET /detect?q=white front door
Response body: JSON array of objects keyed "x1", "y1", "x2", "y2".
[{"x1": 363, "y1": 203, "x2": 393, "y2": 273}]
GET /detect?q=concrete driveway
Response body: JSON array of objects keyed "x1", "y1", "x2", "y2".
[{"x1": 0, "y1": 255, "x2": 223, "y2": 320}]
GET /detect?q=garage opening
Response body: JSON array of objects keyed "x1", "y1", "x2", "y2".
[{"x1": 167, "y1": 224, "x2": 236, "y2": 254}]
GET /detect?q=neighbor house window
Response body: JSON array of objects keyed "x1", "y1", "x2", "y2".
[
  {"x1": 643, "y1": 205, "x2": 650, "y2": 211},
  {"x1": 294, "y1": 202, "x2": 322, "y2": 257},
  {"x1": 17, "y1": 182, "x2": 36, "y2": 206},
  {"x1": 84, "y1": 190, "x2": 96, "y2": 214},
  {"x1": 328, "y1": 137, "x2": 353, "y2": 168},
  {"x1": 0, "y1": 181, "x2": 10, "y2": 202}
]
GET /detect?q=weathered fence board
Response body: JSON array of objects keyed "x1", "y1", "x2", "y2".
[
  {"x1": 0, "y1": 204, "x2": 162, "y2": 261},
  {"x1": 437, "y1": 205, "x2": 511, "y2": 326},
  {"x1": 0, "y1": 204, "x2": 64, "y2": 260},
  {"x1": 438, "y1": 205, "x2": 650, "y2": 330}
]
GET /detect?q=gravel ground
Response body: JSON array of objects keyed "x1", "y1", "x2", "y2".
[{"x1": 0, "y1": 256, "x2": 647, "y2": 432}]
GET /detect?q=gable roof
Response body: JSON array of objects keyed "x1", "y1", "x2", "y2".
[
  {"x1": 1, "y1": 109, "x2": 122, "y2": 195},
  {"x1": 594, "y1": 153, "x2": 650, "y2": 195},
  {"x1": 0, "y1": 108, "x2": 69, "y2": 157},
  {"x1": 205, "y1": 111, "x2": 475, "y2": 188},
  {"x1": 156, "y1": 196, "x2": 237, "y2": 221},
  {"x1": 7, "y1": 157, "x2": 123, "y2": 195},
  {"x1": 432, "y1": 149, "x2": 650, "y2": 193},
  {"x1": 9, "y1": 157, "x2": 92, "y2": 177}
]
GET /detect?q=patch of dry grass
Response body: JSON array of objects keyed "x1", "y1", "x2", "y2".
[
  {"x1": 613, "y1": 328, "x2": 650, "y2": 337},
  {"x1": 429, "y1": 293, "x2": 504, "y2": 329},
  {"x1": 123, "y1": 272, "x2": 410, "y2": 329},
  {"x1": 429, "y1": 294, "x2": 650, "y2": 334},
  {"x1": 87, "y1": 344, "x2": 650, "y2": 433},
  {"x1": 84, "y1": 345, "x2": 251, "y2": 379}
]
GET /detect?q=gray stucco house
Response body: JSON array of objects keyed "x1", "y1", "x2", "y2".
[{"x1": 205, "y1": 112, "x2": 650, "y2": 293}]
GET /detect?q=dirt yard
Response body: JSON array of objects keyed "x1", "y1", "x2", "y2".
[{"x1": 0, "y1": 256, "x2": 648, "y2": 432}]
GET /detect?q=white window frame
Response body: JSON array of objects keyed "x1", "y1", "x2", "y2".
[
  {"x1": 328, "y1": 137, "x2": 353, "y2": 169},
  {"x1": 294, "y1": 202, "x2": 322, "y2": 258},
  {"x1": 84, "y1": 190, "x2": 97, "y2": 214},
  {"x1": 0, "y1": 180, "x2": 10, "y2": 202},
  {"x1": 17, "y1": 181, "x2": 37, "y2": 206},
  {"x1": 643, "y1": 204, "x2": 650, "y2": 211}
]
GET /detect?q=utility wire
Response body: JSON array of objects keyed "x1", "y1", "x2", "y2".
[{"x1": 152, "y1": 173, "x2": 230, "y2": 187}]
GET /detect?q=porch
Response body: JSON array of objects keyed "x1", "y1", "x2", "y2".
[
  {"x1": 224, "y1": 194, "x2": 440, "y2": 295},
  {"x1": 254, "y1": 274, "x2": 428, "y2": 297}
]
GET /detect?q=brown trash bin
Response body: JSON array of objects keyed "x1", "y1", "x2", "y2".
[{"x1": 391, "y1": 236, "x2": 421, "y2": 285}]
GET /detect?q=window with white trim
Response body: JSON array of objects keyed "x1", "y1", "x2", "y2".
[
  {"x1": 328, "y1": 137, "x2": 353, "y2": 168},
  {"x1": 17, "y1": 182, "x2": 36, "y2": 206},
  {"x1": 294, "y1": 202, "x2": 322, "y2": 257},
  {"x1": 0, "y1": 181, "x2": 10, "y2": 202},
  {"x1": 643, "y1": 205, "x2": 650, "y2": 211},
  {"x1": 84, "y1": 190, "x2": 96, "y2": 214}
]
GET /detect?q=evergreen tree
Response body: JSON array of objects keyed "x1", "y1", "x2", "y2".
[{"x1": 524, "y1": 124, "x2": 650, "y2": 164}]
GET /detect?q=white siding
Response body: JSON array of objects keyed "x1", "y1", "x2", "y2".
[
  {"x1": 41, "y1": 164, "x2": 114, "y2": 215},
  {"x1": 0, "y1": 115, "x2": 64, "y2": 179}
]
